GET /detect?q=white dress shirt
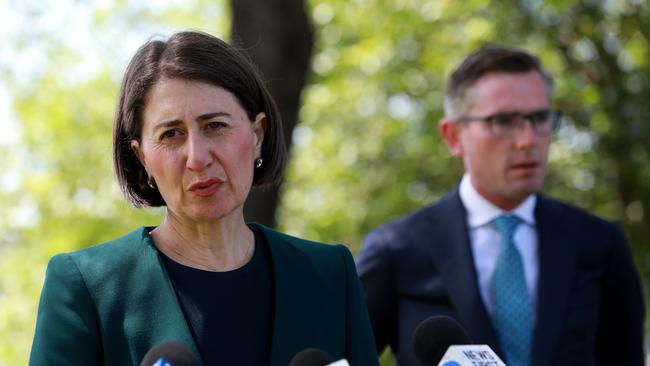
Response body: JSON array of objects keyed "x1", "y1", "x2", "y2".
[{"x1": 458, "y1": 174, "x2": 539, "y2": 321}]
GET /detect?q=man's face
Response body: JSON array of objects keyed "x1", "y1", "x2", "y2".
[{"x1": 442, "y1": 71, "x2": 552, "y2": 210}]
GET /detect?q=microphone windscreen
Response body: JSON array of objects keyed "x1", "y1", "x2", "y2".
[
  {"x1": 412, "y1": 315, "x2": 472, "y2": 366},
  {"x1": 140, "y1": 341, "x2": 196, "y2": 366},
  {"x1": 289, "y1": 348, "x2": 335, "y2": 366}
]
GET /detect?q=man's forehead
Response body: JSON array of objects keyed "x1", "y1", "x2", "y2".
[
  {"x1": 471, "y1": 71, "x2": 547, "y2": 90},
  {"x1": 465, "y1": 71, "x2": 551, "y2": 112}
]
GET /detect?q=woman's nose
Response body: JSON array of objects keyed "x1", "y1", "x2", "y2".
[{"x1": 185, "y1": 133, "x2": 213, "y2": 171}]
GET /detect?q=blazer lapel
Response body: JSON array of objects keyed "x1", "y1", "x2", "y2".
[
  {"x1": 425, "y1": 190, "x2": 501, "y2": 350},
  {"x1": 129, "y1": 228, "x2": 201, "y2": 364},
  {"x1": 256, "y1": 225, "x2": 324, "y2": 366},
  {"x1": 531, "y1": 197, "x2": 576, "y2": 366}
]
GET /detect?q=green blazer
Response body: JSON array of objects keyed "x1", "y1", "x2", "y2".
[{"x1": 30, "y1": 224, "x2": 378, "y2": 366}]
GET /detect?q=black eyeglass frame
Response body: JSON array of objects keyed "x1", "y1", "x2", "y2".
[{"x1": 456, "y1": 109, "x2": 562, "y2": 137}]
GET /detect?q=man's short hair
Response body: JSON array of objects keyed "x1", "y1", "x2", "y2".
[{"x1": 444, "y1": 45, "x2": 553, "y2": 117}]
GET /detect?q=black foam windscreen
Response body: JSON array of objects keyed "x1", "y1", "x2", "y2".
[
  {"x1": 412, "y1": 315, "x2": 472, "y2": 366},
  {"x1": 140, "y1": 341, "x2": 196, "y2": 366},
  {"x1": 289, "y1": 348, "x2": 335, "y2": 366}
]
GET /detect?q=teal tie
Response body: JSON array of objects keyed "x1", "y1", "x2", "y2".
[{"x1": 491, "y1": 214, "x2": 532, "y2": 366}]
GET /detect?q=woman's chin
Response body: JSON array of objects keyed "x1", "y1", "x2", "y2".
[{"x1": 177, "y1": 204, "x2": 241, "y2": 224}]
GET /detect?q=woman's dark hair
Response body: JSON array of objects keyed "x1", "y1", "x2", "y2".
[{"x1": 113, "y1": 31, "x2": 286, "y2": 207}]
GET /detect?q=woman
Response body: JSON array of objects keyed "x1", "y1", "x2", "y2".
[{"x1": 30, "y1": 31, "x2": 378, "y2": 366}]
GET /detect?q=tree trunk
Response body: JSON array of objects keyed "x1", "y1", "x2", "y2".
[{"x1": 230, "y1": 0, "x2": 314, "y2": 227}]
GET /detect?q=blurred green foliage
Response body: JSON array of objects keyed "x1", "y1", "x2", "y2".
[
  {"x1": 281, "y1": 0, "x2": 650, "y2": 255},
  {"x1": 0, "y1": 0, "x2": 648, "y2": 365},
  {"x1": 278, "y1": 0, "x2": 650, "y2": 363},
  {"x1": 0, "y1": 1, "x2": 228, "y2": 363}
]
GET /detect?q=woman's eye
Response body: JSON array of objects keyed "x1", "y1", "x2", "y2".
[
  {"x1": 206, "y1": 121, "x2": 227, "y2": 130},
  {"x1": 159, "y1": 129, "x2": 181, "y2": 140}
]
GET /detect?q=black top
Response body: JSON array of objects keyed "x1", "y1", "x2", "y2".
[{"x1": 160, "y1": 227, "x2": 274, "y2": 365}]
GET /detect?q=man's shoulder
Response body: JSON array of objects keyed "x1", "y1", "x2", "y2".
[
  {"x1": 537, "y1": 194, "x2": 621, "y2": 231},
  {"x1": 536, "y1": 194, "x2": 629, "y2": 254},
  {"x1": 363, "y1": 190, "x2": 462, "y2": 248}
]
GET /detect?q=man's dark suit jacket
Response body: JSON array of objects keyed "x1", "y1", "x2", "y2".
[
  {"x1": 356, "y1": 189, "x2": 645, "y2": 366},
  {"x1": 30, "y1": 223, "x2": 379, "y2": 366}
]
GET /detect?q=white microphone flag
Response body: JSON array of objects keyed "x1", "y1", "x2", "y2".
[{"x1": 438, "y1": 345, "x2": 506, "y2": 366}]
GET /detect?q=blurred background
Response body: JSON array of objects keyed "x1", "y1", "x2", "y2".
[{"x1": 0, "y1": 0, "x2": 648, "y2": 364}]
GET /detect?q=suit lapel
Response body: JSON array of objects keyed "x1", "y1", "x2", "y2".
[
  {"x1": 424, "y1": 190, "x2": 501, "y2": 350},
  {"x1": 531, "y1": 197, "x2": 576, "y2": 366}
]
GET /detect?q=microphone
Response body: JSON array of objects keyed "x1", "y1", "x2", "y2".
[
  {"x1": 412, "y1": 315, "x2": 505, "y2": 365},
  {"x1": 289, "y1": 348, "x2": 350, "y2": 366},
  {"x1": 140, "y1": 341, "x2": 197, "y2": 366},
  {"x1": 413, "y1": 315, "x2": 472, "y2": 365}
]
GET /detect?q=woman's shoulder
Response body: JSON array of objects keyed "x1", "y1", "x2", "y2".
[
  {"x1": 251, "y1": 223, "x2": 348, "y2": 254},
  {"x1": 50, "y1": 227, "x2": 154, "y2": 276},
  {"x1": 68, "y1": 226, "x2": 150, "y2": 255},
  {"x1": 250, "y1": 223, "x2": 355, "y2": 274}
]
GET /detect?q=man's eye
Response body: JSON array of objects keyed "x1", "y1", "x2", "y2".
[
  {"x1": 530, "y1": 111, "x2": 550, "y2": 123},
  {"x1": 491, "y1": 114, "x2": 517, "y2": 126}
]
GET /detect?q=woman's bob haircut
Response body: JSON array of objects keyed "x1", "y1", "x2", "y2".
[{"x1": 113, "y1": 31, "x2": 286, "y2": 207}]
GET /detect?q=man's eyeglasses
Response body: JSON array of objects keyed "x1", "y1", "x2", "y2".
[{"x1": 457, "y1": 110, "x2": 561, "y2": 137}]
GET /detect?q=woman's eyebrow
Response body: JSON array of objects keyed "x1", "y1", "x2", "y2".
[
  {"x1": 152, "y1": 119, "x2": 182, "y2": 133},
  {"x1": 151, "y1": 112, "x2": 233, "y2": 132},
  {"x1": 197, "y1": 111, "x2": 231, "y2": 121}
]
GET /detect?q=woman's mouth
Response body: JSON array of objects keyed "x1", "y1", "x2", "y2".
[{"x1": 188, "y1": 178, "x2": 223, "y2": 197}]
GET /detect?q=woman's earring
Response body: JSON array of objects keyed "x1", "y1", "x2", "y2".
[
  {"x1": 147, "y1": 175, "x2": 156, "y2": 189},
  {"x1": 254, "y1": 157, "x2": 263, "y2": 169}
]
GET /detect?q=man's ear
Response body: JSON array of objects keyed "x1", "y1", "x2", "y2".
[
  {"x1": 130, "y1": 140, "x2": 146, "y2": 168},
  {"x1": 252, "y1": 112, "x2": 267, "y2": 154},
  {"x1": 439, "y1": 118, "x2": 465, "y2": 157}
]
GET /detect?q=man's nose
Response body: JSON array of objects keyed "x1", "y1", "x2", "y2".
[{"x1": 515, "y1": 119, "x2": 537, "y2": 148}]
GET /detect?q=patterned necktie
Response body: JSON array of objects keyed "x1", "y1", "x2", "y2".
[{"x1": 491, "y1": 214, "x2": 532, "y2": 366}]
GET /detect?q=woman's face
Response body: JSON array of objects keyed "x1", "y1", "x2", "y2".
[{"x1": 132, "y1": 78, "x2": 265, "y2": 224}]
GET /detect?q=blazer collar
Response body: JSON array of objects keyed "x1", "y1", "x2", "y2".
[
  {"x1": 136, "y1": 224, "x2": 316, "y2": 366},
  {"x1": 423, "y1": 188, "x2": 502, "y2": 351}
]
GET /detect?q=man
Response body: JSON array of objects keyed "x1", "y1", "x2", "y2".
[{"x1": 356, "y1": 46, "x2": 645, "y2": 366}]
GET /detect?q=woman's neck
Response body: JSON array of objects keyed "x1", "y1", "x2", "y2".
[{"x1": 150, "y1": 211, "x2": 255, "y2": 272}]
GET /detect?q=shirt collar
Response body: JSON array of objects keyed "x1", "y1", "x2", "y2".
[{"x1": 459, "y1": 174, "x2": 536, "y2": 228}]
